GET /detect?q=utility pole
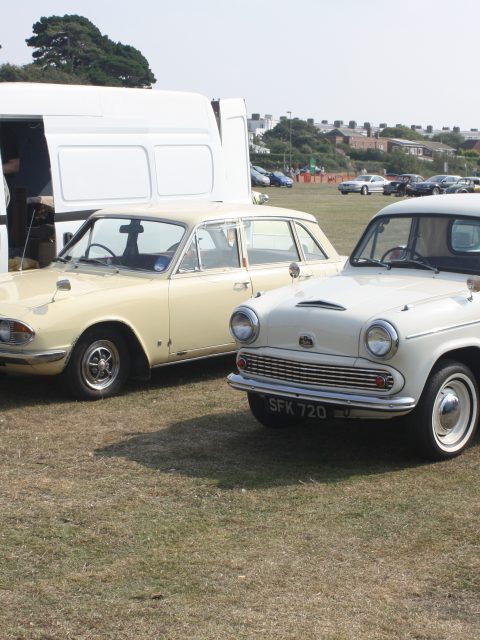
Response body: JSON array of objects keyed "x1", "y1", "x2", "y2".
[{"x1": 287, "y1": 111, "x2": 292, "y2": 170}]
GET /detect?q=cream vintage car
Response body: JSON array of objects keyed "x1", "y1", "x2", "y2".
[
  {"x1": 0, "y1": 202, "x2": 344, "y2": 399},
  {"x1": 228, "y1": 194, "x2": 480, "y2": 461}
]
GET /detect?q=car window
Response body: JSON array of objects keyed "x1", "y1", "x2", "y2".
[
  {"x1": 178, "y1": 221, "x2": 240, "y2": 272},
  {"x1": 451, "y1": 220, "x2": 480, "y2": 253},
  {"x1": 294, "y1": 222, "x2": 327, "y2": 261},
  {"x1": 61, "y1": 217, "x2": 186, "y2": 272},
  {"x1": 243, "y1": 219, "x2": 300, "y2": 265}
]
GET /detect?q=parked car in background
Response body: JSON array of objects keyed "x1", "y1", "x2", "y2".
[
  {"x1": 228, "y1": 194, "x2": 480, "y2": 461},
  {"x1": 269, "y1": 171, "x2": 294, "y2": 187},
  {"x1": 251, "y1": 167, "x2": 270, "y2": 187},
  {"x1": 409, "y1": 175, "x2": 462, "y2": 196},
  {"x1": 383, "y1": 173, "x2": 425, "y2": 197},
  {"x1": 0, "y1": 203, "x2": 344, "y2": 399},
  {"x1": 444, "y1": 177, "x2": 480, "y2": 194},
  {"x1": 251, "y1": 165, "x2": 270, "y2": 176},
  {"x1": 338, "y1": 174, "x2": 390, "y2": 195}
]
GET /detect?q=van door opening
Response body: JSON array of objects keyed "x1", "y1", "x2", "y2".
[{"x1": 0, "y1": 119, "x2": 56, "y2": 271}]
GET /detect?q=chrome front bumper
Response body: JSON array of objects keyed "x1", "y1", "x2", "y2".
[
  {"x1": 227, "y1": 373, "x2": 416, "y2": 413},
  {"x1": 0, "y1": 348, "x2": 67, "y2": 366}
]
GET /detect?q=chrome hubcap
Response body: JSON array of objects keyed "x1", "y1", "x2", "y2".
[
  {"x1": 432, "y1": 374, "x2": 476, "y2": 451},
  {"x1": 81, "y1": 340, "x2": 120, "y2": 391}
]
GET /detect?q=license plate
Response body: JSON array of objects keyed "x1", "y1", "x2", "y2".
[{"x1": 265, "y1": 397, "x2": 328, "y2": 420}]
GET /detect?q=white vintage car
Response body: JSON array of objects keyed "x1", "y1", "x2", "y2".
[
  {"x1": 0, "y1": 203, "x2": 344, "y2": 399},
  {"x1": 228, "y1": 194, "x2": 480, "y2": 460}
]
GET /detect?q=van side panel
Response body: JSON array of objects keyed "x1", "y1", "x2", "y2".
[{"x1": 43, "y1": 90, "x2": 227, "y2": 211}]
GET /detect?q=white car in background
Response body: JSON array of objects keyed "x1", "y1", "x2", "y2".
[{"x1": 338, "y1": 174, "x2": 390, "y2": 195}]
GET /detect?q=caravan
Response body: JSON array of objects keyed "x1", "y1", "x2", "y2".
[{"x1": 0, "y1": 82, "x2": 250, "y2": 272}]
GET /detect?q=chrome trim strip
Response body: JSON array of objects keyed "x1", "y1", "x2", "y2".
[
  {"x1": 227, "y1": 373, "x2": 416, "y2": 412},
  {"x1": 296, "y1": 300, "x2": 346, "y2": 311},
  {"x1": 0, "y1": 349, "x2": 67, "y2": 365},
  {"x1": 406, "y1": 318, "x2": 480, "y2": 340}
]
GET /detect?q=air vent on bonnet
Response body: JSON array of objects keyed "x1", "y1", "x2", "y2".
[{"x1": 296, "y1": 300, "x2": 346, "y2": 311}]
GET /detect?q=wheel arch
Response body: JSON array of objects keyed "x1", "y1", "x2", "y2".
[
  {"x1": 428, "y1": 346, "x2": 480, "y2": 386},
  {"x1": 67, "y1": 320, "x2": 150, "y2": 380}
]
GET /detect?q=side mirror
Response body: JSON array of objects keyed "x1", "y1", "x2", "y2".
[
  {"x1": 51, "y1": 279, "x2": 71, "y2": 303},
  {"x1": 289, "y1": 262, "x2": 300, "y2": 280}
]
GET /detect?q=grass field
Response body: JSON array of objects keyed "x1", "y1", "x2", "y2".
[{"x1": 0, "y1": 184, "x2": 479, "y2": 639}]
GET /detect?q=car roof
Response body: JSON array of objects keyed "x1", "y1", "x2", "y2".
[
  {"x1": 89, "y1": 202, "x2": 317, "y2": 226},
  {"x1": 373, "y1": 193, "x2": 480, "y2": 219}
]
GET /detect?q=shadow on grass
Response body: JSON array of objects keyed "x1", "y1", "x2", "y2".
[
  {"x1": 0, "y1": 354, "x2": 237, "y2": 408},
  {"x1": 96, "y1": 406, "x2": 428, "y2": 489}
]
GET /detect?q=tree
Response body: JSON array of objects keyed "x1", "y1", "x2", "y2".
[
  {"x1": 0, "y1": 62, "x2": 84, "y2": 84},
  {"x1": 431, "y1": 131, "x2": 465, "y2": 150},
  {"x1": 381, "y1": 124, "x2": 426, "y2": 141},
  {"x1": 25, "y1": 14, "x2": 156, "y2": 88}
]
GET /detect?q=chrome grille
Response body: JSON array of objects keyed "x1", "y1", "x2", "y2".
[{"x1": 241, "y1": 353, "x2": 394, "y2": 391}]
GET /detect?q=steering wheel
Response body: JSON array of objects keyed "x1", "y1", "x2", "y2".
[
  {"x1": 380, "y1": 246, "x2": 425, "y2": 262},
  {"x1": 88, "y1": 243, "x2": 116, "y2": 258}
]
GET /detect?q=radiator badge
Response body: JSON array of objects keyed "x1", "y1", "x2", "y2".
[{"x1": 299, "y1": 334, "x2": 314, "y2": 348}]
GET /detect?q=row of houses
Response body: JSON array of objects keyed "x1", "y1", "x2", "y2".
[
  {"x1": 248, "y1": 114, "x2": 478, "y2": 160},
  {"x1": 325, "y1": 128, "x2": 456, "y2": 160}
]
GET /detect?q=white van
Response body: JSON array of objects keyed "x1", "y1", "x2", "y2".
[{"x1": 0, "y1": 83, "x2": 250, "y2": 272}]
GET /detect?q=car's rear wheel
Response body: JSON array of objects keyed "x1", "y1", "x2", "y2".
[
  {"x1": 341, "y1": 191, "x2": 348, "y2": 195},
  {"x1": 64, "y1": 327, "x2": 130, "y2": 400},
  {"x1": 247, "y1": 392, "x2": 302, "y2": 429},
  {"x1": 409, "y1": 360, "x2": 479, "y2": 460},
  {"x1": 361, "y1": 185, "x2": 368, "y2": 195}
]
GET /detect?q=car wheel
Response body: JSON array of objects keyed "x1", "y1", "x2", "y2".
[
  {"x1": 409, "y1": 360, "x2": 479, "y2": 460},
  {"x1": 64, "y1": 327, "x2": 130, "y2": 400},
  {"x1": 247, "y1": 392, "x2": 302, "y2": 429},
  {"x1": 432, "y1": 187, "x2": 440, "y2": 195},
  {"x1": 361, "y1": 185, "x2": 368, "y2": 195},
  {"x1": 341, "y1": 191, "x2": 348, "y2": 195}
]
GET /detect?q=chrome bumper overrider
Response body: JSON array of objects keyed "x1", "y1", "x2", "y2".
[
  {"x1": 227, "y1": 373, "x2": 416, "y2": 413},
  {"x1": 0, "y1": 348, "x2": 67, "y2": 366}
]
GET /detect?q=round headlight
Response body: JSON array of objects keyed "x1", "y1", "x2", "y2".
[
  {"x1": 365, "y1": 320, "x2": 398, "y2": 359},
  {"x1": 230, "y1": 307, "x2": 259, "y2": 344}
]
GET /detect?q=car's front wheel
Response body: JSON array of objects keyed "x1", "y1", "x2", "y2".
[
  {"x1": 361, "y1": 185, "x2": 368, "y2": 195},
  {"x1": 432, "y1": 187, "x2": 440, "y2": 195},
  {"x1": 64, "y1": 327, "x2": 130, "y2": 399},
  {"x1": 410, "y1": 360, "x2": 479, "y2": 460},
  {"x1": 248, "y1": 392, "x2": 302, "y2": 429}
]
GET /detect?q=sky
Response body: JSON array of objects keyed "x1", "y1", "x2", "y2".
[{"x1": 2, "y1": 0, "x2": 480, "y2": 131}]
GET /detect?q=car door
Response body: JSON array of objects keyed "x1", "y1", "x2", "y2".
[
  {"x1": 168, "y1": 220, "x2": 252, "y2": 357},
  {"x1": 241, "y1": 217, "x2": 322, "y2": 294}
]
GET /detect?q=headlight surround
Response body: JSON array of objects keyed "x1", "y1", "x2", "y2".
[
  {"x1": 230, "y1": 307, "x2": 259, "y2": 344},
  {"x1": 0, "y1": 319, "x2": 35, "y2": 345},
  {"x1": 365, "y1": 320, "x2": 398, "y2": 359}
]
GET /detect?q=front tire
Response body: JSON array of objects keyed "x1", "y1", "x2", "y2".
[
  {"x1": 410, "y1": 361, "x2": 479, "y2": 460},
  {"x1": 432, "y1": 187, "x2": 440, "y2": 195},
  {"x1": 361, "y1": 185, "x2": 368, "y2": 195},
  {"x1": 64, "y1": 327, "x2": 130, "y2": 399},
  {"x1": 248, "y1": 393, "x2": 302, "y2": 429}
]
